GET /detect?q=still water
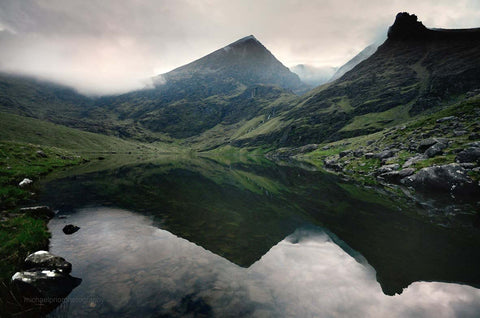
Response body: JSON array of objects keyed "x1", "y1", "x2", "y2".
[{"x1": 41, "y1": 156, "x2": 480, "y2": 317}]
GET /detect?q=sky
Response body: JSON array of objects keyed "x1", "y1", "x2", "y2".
[{"x1": 0, "y1": 0, "x2": 479, "y2": 95}]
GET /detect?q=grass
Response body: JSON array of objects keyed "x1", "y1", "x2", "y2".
[
  {"x1": 0, "y1": 112, "x2": 168, "y2": 153},
  {"x1": 0, "y1": 141, "x2": 87, "y2": 316},
  {"x1": 340, "y1": 104, "x2": 411, "y2": 132}
]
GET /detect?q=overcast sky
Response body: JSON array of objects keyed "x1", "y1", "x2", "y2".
[{"x1": 0, "y1": 0, "x2": 479, "y2": 95}]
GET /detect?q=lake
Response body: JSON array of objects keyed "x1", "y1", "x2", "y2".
[{"x1": 40, "y1": 155, "x2": 480, "y2": 317}]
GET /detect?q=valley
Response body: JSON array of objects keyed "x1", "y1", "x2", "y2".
[{"x1": 1, "y1": 10, "x2": 480, "y2": 317}]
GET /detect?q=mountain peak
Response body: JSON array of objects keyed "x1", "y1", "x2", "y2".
[
  {"x1": 387, "y1": 12, "x2": 429, "y2": 40},
  {"x1": 159, "y1": 35, "x2": 307, "y2": 93}
]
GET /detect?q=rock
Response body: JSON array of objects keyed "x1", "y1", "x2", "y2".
[
  {"x1": 460, "y1": 163, "x2": 477, "y2": 169},
  {"x1": 468, "y1": 141, "x2": 480, "y2": 148},
  {"x1": 297, "y1": 144, "x2": 318, "y2": 153},
  {"x1": 379, "y1": 168, "x2": 415, "y2": 183},
  {"x1": 19, "y1": 178, "x2": 33, "y2": 187},
  {"x1": 12, "y1": 270, "x2": 81, "y2": 299},
  {"x1": 424, "y1": 142, "x2": 447, "y2": 158},
  {"x1": 456, "y1": 147, "x2": 480, "y2": 163},
  {"x1": 403, "y1": 155, "x2": 426, "y2": 168},
  {"x1": 12, "y1": 251, "x2": 81, "y2": 302},
  {"x1": 24, "y1": 251, "x2": 72, "y2": 274},
  {"x1": 469, "y1": 133, "x2": 480, "y2": 140},
  {"x1": 36, "y1": 150, "x2": 47, "y2": 158},
  {"x1": 401, "y1": 163, "x2": 480, "y2": 197},
  {"x1": 339, "y1": 150, "x2": 352, "y2": 158},
  {"x1": 19, "y1": 206, "x2": 55, "y2": 219},
  {"x1": 374, "y1": 149, "x2": 397, "y2": 160},
  {"x1": 321, "y1": 145, "x2": 332, "y2": 150},
  {"x1": 353, "y1": 149, "x2": 365, "y2": 157},
  {"x1": 417, "y1": 138, "x2": 447, "y2": 152},
  {"x1": 436, "y1": 116, "x2": 458, "y2": 123},
  {"x1": 367, "y1": 140, "x2": 375, "y2": 145},
  {"x1": 63, "y1": 224, "x2": 80, "y2": 235},
  {"x1": 364, "y1": 152, "x2": 375, "y2": 159},
  {"x1": 453, "y1": 130, "x2": 468, "y2": 136},
  {"x1": 376, "y1": 164, "x2": 400, "y2": 175},
  {"x1": 324, "y1": 158, "x2": 344, "y2": 172}
]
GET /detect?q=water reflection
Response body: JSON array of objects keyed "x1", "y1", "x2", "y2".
[
  {"x1": 40, "y1": 156, "x2": 480, "y2": 296},
  {"x1": 48, "y1": 207, "x2": 480, "y2": 317}
]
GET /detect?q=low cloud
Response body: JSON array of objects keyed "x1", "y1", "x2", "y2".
[{"x1": 0, "y1": 0, "x2": 478, "y2": 95}]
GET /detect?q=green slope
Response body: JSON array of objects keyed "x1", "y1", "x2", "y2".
[{"x1": 0, "y1": 112, "x2": 163, "y2": 153}]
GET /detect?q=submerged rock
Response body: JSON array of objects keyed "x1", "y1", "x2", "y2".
[
  {"x1": 401, "y1": 163, "x2": 480, "y2": 197},
  {"x1": 63, "y1": 224, "x2": 80, "y2": 235}
]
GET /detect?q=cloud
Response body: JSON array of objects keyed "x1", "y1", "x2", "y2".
[{"x1": 0, "y1": 0, "x2": 479, "y2": 95}]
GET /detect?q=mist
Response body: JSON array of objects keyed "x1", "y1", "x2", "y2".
[{"x1": 0, "y1": 0, "x2": 479, "y2": 95}]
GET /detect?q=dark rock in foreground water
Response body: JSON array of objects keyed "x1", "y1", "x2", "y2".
[
  {"x1": 24, "y1": 250, "x2": 72, "y2": 274},
  {"x1": 401, "y1": 163, "x2": 480, "y2": 197},
  {"x1": 63, "y1": 224, "x2": 80, "y2": 235},
  {"x1": 12, "y1": 251, "x2": 81, "y2": 301}
]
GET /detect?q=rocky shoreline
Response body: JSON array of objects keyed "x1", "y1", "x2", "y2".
[{"x1": 268, "y1": 99, "x2": 480, "y2": 227}]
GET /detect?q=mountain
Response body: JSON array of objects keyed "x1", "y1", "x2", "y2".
[
  {"x1": 329, "y1": 43, "x2": 379, "y2": 82},
  {"x1": 290, "y1": 64, "x2": 338, "y2": 87},
  {"x1": 97, "y1": 35, "x2": 307, "y2": 139},
  {"x1": 234, "y1": 12, "x2": 480, "y2": 147},
  {"x1": 156, "y1": 35, "x2": 307, "y2": 93}
]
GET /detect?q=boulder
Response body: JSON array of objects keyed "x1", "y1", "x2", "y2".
[
  {"x1": 417, "y1": 138, "x2": 447, "y2": 152},
  {"x1": 324, "y1": 158, "x2": 344, "y2": 172},
  {"x1": 379, "y1": 168, "x2": 415, "y2": 183},
  {"x1": 424, "y1": 142, "x2": 447, "y2": 158},
  {"x1": 376, "y1": 164, "x2": 400, "y2": 175},
  {"x1": 339, "y1": 150, "x2": 352, "y2": 158},
  {"x1": 12, "y1": 251, "x2": 81, "y2": 301},
  {"x1": 19, "y1": 206, "x2": 55, "y2": 220},
  {"x1": 364, "y1": 152, "x2": 375, "y2": 159},
  {"x1": 456, "y1": 147, "x2": 480, "y2": 163},
  {"x1": 353, "y1": 149, "x2": 365, "y2": 157},
  {"x1": 24, "y1": 251, "x2": 72, "y2": 274},
  {"x1": 63, "y1": 224, "x2": 80, "y2": 235},
  {"x1": 402, "y1": 155, "x2": 426, "y2": 168},
  {"x1": 469, "y1": 133, "x2": 480, "y2": 140},
  {"x1": 401, "y1": 163, "x2": 480, "y2": 197},
  {"x1": 36, "y1": 150, "x2": 47, "y2": 158},
  {"x1": 297, "y1": 144, "x2": 318, "y2": 153},
  {"x1": 436, "y1": 116, "x2": 458, "y2": 123},
  {"x1": 12, "y1": 270, "x2": 81, "y2": 300},
  {"x1": 374, "y1": 149, "x2": 397, "y2": 160},
  {"x1": 19, "y1": 178, "x2": 33, "y2": 187}
]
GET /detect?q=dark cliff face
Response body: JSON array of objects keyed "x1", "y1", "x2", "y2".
[
  {"x1": 387, "y1": 12, "x2": 480, "y2": 42},
  {"x1": 387, "y1": 12, "x2": 430, "y2": 40},
  {"x1": 237, "y1": 12, "x2": 480, "y2": 148}
]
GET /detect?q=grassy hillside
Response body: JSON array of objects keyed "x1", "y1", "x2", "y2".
[{"x1": 0, "y1": 112, "x2": 174, "y2": 153}]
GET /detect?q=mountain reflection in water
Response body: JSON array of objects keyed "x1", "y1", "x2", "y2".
[
  {"x1": 40, "y1": 156, "x2": 480, "y2": 316},
  {"x1": 48, "y1": 207, "x2": 480, "y2": 317}
]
